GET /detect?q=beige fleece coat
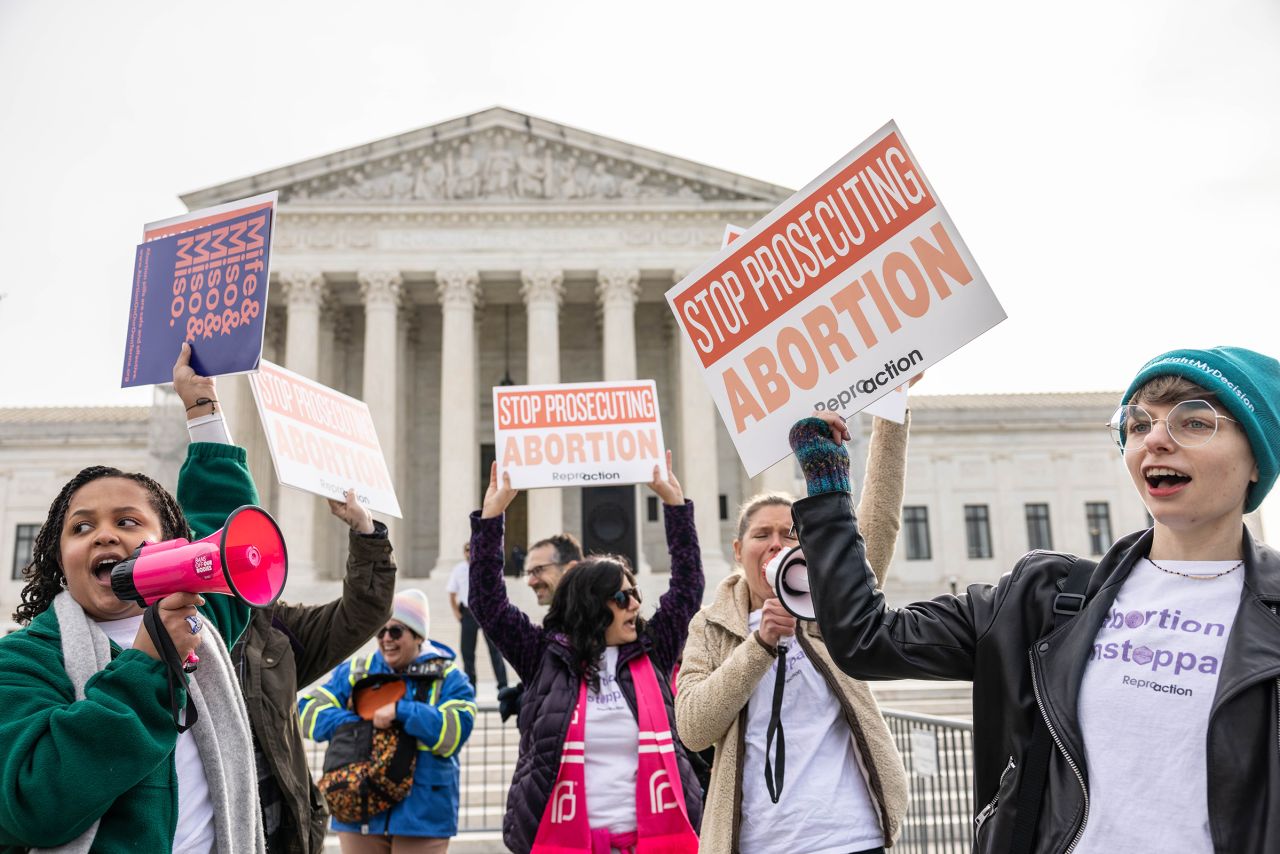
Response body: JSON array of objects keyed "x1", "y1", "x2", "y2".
[{"x1": 676, "y1": 416, "x2": 911, "y2": 853}]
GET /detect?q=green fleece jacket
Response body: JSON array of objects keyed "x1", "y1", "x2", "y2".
[{"x1": 0, "y1": 443, "x2": 255, "y2": 852}]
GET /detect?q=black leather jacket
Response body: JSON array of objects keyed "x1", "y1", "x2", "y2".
[{"x1": 793, "y1": 490, "x2": 1280, "y2": 854}]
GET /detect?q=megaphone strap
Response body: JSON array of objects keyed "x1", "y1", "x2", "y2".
[
  {"x1": 764, "y1": 642, "x2": 787, "y2": 804},
  {"x1": 143, "y1": 603, "x2": 199, "y2": 733}
]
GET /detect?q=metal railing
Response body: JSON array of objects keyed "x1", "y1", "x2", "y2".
[
  {"x1": 306, "y1": 705, "x2": 976, "y2": 849},
  {"x1": 883, "y1": 709, "x2": 975, "y2": 853}
]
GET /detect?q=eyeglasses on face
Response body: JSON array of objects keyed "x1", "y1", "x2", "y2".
[
  {"x1": 609, "y1": 587, "x2": 642, "y2": 608},
  {"x1": 1108, "y1": 399, "x2": 1239, "y2": 453},
  {"x1": 524, "y1": 562, "x2": 563, "y2": 578},
  {"x1": 377, "y1": 625, "x2": 407, "y2": 641}
]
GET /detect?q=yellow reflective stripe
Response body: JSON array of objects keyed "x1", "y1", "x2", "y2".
[
  {"x1": 430, "y1": 708, "x2": 463, "y2": 757},
  {"x1": 429, "y1": 680, "x2": 441, "y2": 705},
  {"x1": 314, "y1": 686, "x2": 341, "y2": 709},
  {"x1": 348, "y1": 652, "x2": 376, "y2": 686},
  {"x1": 439, "y1": 699, "x2": 476, "y2": 718}
]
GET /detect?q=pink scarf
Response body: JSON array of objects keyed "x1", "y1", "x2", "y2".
[{"x1": 532, "y1": 653, "x2": 699, "y2": 854}]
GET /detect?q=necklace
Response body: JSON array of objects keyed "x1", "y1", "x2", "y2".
[{"x1": 1148, "y1": 557, "x2": 1243, "y2": 581}]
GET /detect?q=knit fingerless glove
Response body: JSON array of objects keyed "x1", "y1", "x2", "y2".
[{"x1": 788, "y1": 417, "x2": 851, "y2": 496}]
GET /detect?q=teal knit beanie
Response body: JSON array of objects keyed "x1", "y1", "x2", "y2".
[{"x1": 1121, "y1": 346, "x2": 1280, "y2": 513}]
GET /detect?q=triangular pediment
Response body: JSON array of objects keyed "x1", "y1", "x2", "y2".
[{"x1": 181, "y1": 107, "x2": 792, "y2": 210}]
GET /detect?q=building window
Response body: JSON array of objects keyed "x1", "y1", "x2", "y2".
[
  {"x1": 646, "y1": 496, "x2": 658, "y2": 523},
  {"x1": 1025, "y1": 503, "x2": 1053, "y2": 551},
  {"x1": 718, "y1": 495, "x2": 729, "y2": 521},
  {"x1": 12, "y1": 524, "x2": 38, "y2": 581},
  {"x1": 903, "y1": 506, "x2": 931, "y2": 560},
  {"x1": 965, "y1": 505, "x2": 993, "y2": 559},
  {"x1": 1086, "y1": 502, "x2": 1113, "y2": 556}
]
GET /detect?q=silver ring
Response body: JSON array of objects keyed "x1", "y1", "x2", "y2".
[{"x1": 186, "y1": 615, "x2": 202, "y2": 635}]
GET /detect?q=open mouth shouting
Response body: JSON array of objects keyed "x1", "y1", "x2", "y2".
[
  {"x1": 90, "y1": 553, "x2": 127, "y2": 587},
  {"x1": 1144, "y1": 465, "x2": 1192, "y2": 498}
]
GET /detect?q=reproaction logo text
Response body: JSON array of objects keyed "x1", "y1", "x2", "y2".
[{"x1": 550, "y1": 471, "x2": 622, "y2": 483}]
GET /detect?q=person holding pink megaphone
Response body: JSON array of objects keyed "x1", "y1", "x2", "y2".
[{"x1": 0, "y1": 371, "x2": 266, "y2": 850}]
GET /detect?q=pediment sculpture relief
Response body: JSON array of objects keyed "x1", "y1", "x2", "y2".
[{"x1": 281, "y1": 129, "x2": 737, "y2": 204}]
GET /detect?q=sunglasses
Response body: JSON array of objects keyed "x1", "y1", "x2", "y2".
[
  {"x1": 610, "y1": 587, "x2": 642, "y2": 608},
  {"x1": 377, "y1": 625, "x2": 408, "y2": 641}
]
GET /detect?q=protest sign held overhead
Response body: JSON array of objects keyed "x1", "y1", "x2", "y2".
[
  {"x1": 121, "y1": 192, "x2": 277, "y2": 388},
  {"x1": 494, "y1": 380, "x2": 666, "y2": 490},
  {"x1": 249, "y1": 359, "x2": 402, "y2": 518},
  {"x1": 720, "y1": 220, "x2": 911, "y2": 427},
  {"x1": 669, "y1": 121, "x2": 1004, "y2": 475}
]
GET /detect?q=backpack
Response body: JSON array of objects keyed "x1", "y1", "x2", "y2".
[{"x1": 318, "y1": 659, "x2": 447, "y2": 828}]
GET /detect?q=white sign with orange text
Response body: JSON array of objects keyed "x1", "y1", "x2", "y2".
[
  {"x1": 249, "y1": 359, "x2": 402, "y2": 517},
  {"x1": 670, "y1": 121, "x2": 1004, "y2": 475},
  {"x1": 494, "y1": 380, "x2": 666, "y2": 489},
  {"x1": 721, "y1": 221, "x2": 910, "y2": 426}
]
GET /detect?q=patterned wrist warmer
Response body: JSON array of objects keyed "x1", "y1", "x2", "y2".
[{"x1": 788, "y1": 417, "x2": 851, "y2": 496}]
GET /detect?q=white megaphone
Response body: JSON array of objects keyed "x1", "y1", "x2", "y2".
[{"x1": 764, "y1": 546, "x2": 815, "y2": 621}]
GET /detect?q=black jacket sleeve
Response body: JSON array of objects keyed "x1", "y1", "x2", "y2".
[{"x1": 793, "y1": 490, "x2": 1019, "y2": 682}]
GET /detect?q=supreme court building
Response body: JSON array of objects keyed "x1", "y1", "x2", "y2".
[{"x1": 182, "y1": 106, "x2": 800, "y2": 593}]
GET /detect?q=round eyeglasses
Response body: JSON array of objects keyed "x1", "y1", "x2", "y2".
[{"x1": 1108, "y1": 399, "x2": 1239, "y2": 453}]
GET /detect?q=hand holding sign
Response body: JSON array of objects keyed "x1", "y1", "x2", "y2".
[
  {"x1": 173, "y1": 343, "x2": 219, "y2": 413},
  {"x1": 481, "y1": 461, "x2": 518, "y2": 520},
  {"x1": 646, "y1": 449, "x2": 684, "y2": 507},
  {"x1": 328, "y1": 488, "x2": 375, "y2": 535}
]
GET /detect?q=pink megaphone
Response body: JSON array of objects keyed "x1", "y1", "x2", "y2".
[{"x1": 111, "y1": 505, "x2": 289, "y2": 608}]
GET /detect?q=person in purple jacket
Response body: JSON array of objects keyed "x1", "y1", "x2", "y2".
[{"x1": 468, "y1": 452, "x2": 705, "y2": 854}]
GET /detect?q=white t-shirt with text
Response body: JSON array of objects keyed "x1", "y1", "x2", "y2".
[
  {"x1": 739, "y1": 609, "x2": 883, "y2": 854},
  {"x1": 1074, "y1": 558, "x2": 1243, "y2": 854},
  {"x1": 99, "y1": 614, "x2": 215, "y2": 854},
  {"x1": 584, "y1": 646, "x2": 639, "y2": 835}
]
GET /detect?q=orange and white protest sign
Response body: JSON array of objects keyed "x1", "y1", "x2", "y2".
[
  {"x1": 723, "y1": 221, "x2": 910, "y2": 425},
  {"x1": 249, "y1": 360, "x2": 402, "y2": 517},
  {"x1": 494, "y1": 380, "x2": 666, "y2": 489},
  {"x1": 670, "y1": 121, "x2": 1004, "y2": 475}
]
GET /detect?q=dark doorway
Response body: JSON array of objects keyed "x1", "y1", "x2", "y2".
[
  {"x1": 480, "y1": 444, "x2": 527, "y2": 576},
  {"x1": 581, "y1": 485, "x2": 637, "y2": 571}
]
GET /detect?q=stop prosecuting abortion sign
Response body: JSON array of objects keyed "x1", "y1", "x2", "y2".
[
  {"x1": 666, "y1": 121, "x2": 1006, "y2": 476},
  {"x1": 494, "y1": 380, "x2": 666, "y2": 489}
]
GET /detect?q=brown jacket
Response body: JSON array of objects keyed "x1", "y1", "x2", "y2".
[
  {"x1": 234, "y1": 526, "x2": 397, "y2": 853},
  {"x1": 675, "y1": 416, "x2": 911, "y2": 853}
]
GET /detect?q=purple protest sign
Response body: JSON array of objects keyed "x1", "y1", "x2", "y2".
[{"x1": 121, "y1": 192, "x2": 277, "y2": 388}]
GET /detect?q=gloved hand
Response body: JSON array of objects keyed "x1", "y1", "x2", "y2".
[
  {"x1": 788, "y1": 417, "x2": 851, "y2": 496},
  {"x1": 498, "y1": 683, "x2": 525, "y2": 722}
]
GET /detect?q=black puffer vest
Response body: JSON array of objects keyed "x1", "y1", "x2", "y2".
[{"x1": 504, "y1": 634, "x2": 704, "y2": 853}]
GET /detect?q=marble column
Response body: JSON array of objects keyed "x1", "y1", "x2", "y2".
[
  {"x1": 360, "y1": 270, "x2": 403, "y2": 549},
  {"x1": 674, "y1": 271, "x2": 730, "y2": 578},
  {"x1": 597, "y1": 268, "x2": 647, "y2": 569},
  {"x1": 279, "y1": 269, "x2": 326, "y2": 582},
  {"x1": 522, "y1": 269, "x2": 565, "y2": 540},
  {"x1": 434, "y1": 269, "x2": 481, "y2": 575}
]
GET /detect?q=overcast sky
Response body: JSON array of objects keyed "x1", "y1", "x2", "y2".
[{"x1": 1, "y1": 0, "x2": 1278, "y2": 410}]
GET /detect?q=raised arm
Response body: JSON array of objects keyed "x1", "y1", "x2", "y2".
[
  {"x1": 467, "y1": 462, "x2": 546, "y2": 682},
  {"x1": 789, "y1": 415, "x2": 995, "y2": 681},
  {"x1": 857, "y1": 414, "x2": 910, "y2": 588},
  {"x1": 275, "y1": 492, "x2": 398, "y2": 686},
  {"x1": 640, "y1": 452, "x2": 705, "y2": 674}
]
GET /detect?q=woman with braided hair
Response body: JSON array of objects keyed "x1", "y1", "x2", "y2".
[{"x1": 0, "y1": 407, "x2": 265, "y2": 849}]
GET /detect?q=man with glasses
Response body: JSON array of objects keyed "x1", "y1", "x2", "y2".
[
  {"x1": 786, "y1": 346, "x2": 1280, "y2": 854},
  {"x1": 522, "y1": 532, "x2": 583, "y2": 606}
]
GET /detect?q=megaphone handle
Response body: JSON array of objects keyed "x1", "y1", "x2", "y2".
[
  {"x1": 764, "y1": 641, "x2": 787, "y2": 804},
  {"x1": 142, "y1": 603, "x2": 200, "y2": 733}
]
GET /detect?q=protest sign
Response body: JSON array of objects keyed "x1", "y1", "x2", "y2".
[
  {"x1": 668, "y1": 121, "x2": 1004, "y2": 475},
  {"x1": 494, "y1": 380, "x2": 666, "y2": 489},
  {"x1": 721, "y1": 220, "x2": 910, "y2": 427},
  {"x1": 249, "y1": 360, "x2": 402, "y2": 518},
  {"x1": 121, "y1": 192, "x2": 277, "y2": 387}
]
